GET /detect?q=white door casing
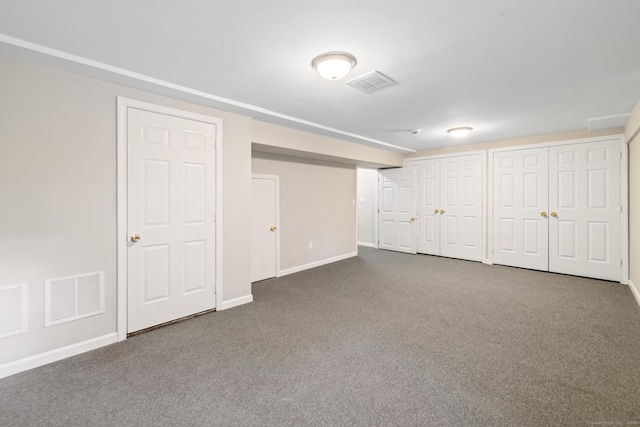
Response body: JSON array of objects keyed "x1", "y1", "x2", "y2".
[
  {"x1": 492, "y1": 147, "x2": 549, "y2": 271},
  {"x1": 117, "y1": 97, "x2": 223, "y2": 340},
  {"x1": 548, "y1": 141, "x2": 621, "y2": 281},
  {"x1": 378, "y1": 168, "x2": 417, "y2": 254},
  {"x1": 251, "y1": 175, "x2": 279, "y2": 282}
]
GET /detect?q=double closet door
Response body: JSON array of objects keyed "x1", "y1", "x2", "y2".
[
  {"x1": 409, "y1": 153, "x2": 484, "y2": 262},
  {"x1": 492, "y1": 139, "x2": 623, "y2": 281}
]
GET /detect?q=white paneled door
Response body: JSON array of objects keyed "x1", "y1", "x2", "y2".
[
  {"x1": 439, "y1": 155, "x2": 484, "y2": 261},
  {"x1": 548, "y1": 141, "x2": 621, "y2": 281},
  {"x1": 251, "y1": 175, "x2": 278, "y2": 282},
  {"x1": 492, "y1": 139, "x2": 622, "y2": 282},
  {"x1": 378, "y1": 168, "x2": 417, "y2": 254},
  {"x1": 414, "y1": 154, "x2": 484, "y2": 262},
  {"x1": 416, "y1": 159, "x2": 440, "y2": 255},
  {"x1": 492, "y1": 148, "x2": 549, "y2": 271},
  {"x1": 127, "y1": 108, "x2": 217, "y2": 333}
]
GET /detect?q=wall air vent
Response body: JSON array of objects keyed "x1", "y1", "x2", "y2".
[
  {"x1": 0, "y1": 283, "x2": 28, "y2": 339},
  {"x1": 45, "y1": 271, "x2": 104, "y2": 327},
  {"x1": 346, "y1": 71, "x2": 396, "y2": 94}
]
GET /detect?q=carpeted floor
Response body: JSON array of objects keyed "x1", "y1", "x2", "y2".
[{"x1": 1, "y1": 247, "x2": 639, "y2": 426}]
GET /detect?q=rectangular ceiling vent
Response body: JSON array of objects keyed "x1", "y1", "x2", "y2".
[
  {"x1": 588, "y1": 113, "x2": 631, "y2": 132},
  {"x1": 346, "y1": 71, "x2": 396, "y2": 94}
]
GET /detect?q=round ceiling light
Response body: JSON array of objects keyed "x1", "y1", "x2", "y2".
[
  {"x1": 447, "y1": 127, "x2": 473, "y2": 138},
  {"x1": 311, "y1": 52, "x2": 357, "y2": 81}
]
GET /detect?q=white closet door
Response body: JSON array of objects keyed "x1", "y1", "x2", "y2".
[
  {"x1": 439, "y1": 154, "x2": 484, "y2": 261},
  {"x1": 416, "y1": 159, "x2": 440, "y2": 255},
  {"x1": 251, "y1": 176, "x2": 278, "y2": 283},
  {"x1": 378, "y1": 168, "x2": 417, "y2": 254},
  {"x1": 548, "y1": 141, "x2": 621, "y2": 281},
  {"x1": 492, "y1": 148, "x2": 549, "y2": 271}
]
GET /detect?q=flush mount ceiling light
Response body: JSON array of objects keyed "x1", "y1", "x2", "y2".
[
  {"x1": 447, "y1": 127, "x2": 473, "y2": 138},
  {"x1": 312, "y1": 52, "x2": 357, "y2": 81}
]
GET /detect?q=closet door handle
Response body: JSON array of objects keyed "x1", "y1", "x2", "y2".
[
  {"x1": 440, "y1": 209, "x2": 445, "y2": 214},
  {"x1": 541, "y1": 212, "x2": 547, "y2": 217},
  {"x1": 434, "y1": 209, "x2": 439, "y2": 214},
  {"x1": 550, "y1": 211, "x2": 557, "y2": 218},
  {"x1": 410, "y1": 217, "x2": 416, "y2": 222}
]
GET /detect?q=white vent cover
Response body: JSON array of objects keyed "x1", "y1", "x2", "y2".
[
  {"x1": 588, "y1": 113, "x2": 631, "y2": 131},
  {"x1": 45, "y1": 271, "x2": 104, "y2": 327},
  {"x1": 346, "y1": 71, "x2": 396, "y2": 93},
  {"x1": 0, "y1": 283, "x2": 28, "y2": 339}
]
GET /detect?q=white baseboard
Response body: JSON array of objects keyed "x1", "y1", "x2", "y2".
[
  {"x1": 629, "y1": 279, "x2": 640, "y2": 307},
  {"x1": 218, "y1": 294, "x2": 253, "y2": 311},
  {"x1": 0, "y1": 333, "x2": 117, "y2": 379},
  {"x1": 357, "y1": 242, "x2": 377, "y2": 248},
  {"x1": 279, "y1": 251, "x2": 358, "y2": 277}
]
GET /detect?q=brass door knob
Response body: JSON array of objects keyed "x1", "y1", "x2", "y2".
[
  {"x1": 434, "y1": 209, "x2": 439, "y2": 214},
  {"x1": 550, "y1": 211, "x2": 557, "y2": 218},
  {"x1": 410, "y1": 217, "x2": 416, "y2": 222},
  {"x1": 541, "y1": 212, "x2": 547, "y2": 217},
  {"x1": 270, "y1": 226, "x2": 277, "y2": 231},
  {"x1": 440, "y1": 209, "x2": 445, "y2": 214},
  {"x1": 131, "y1": 234, "x2": 141, "y2": 242}
]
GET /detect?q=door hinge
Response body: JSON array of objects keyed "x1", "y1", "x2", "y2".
[
  {"x1": 620, "y1": 205, "x2": 623, "y2": 213},
  {"x1": 620, "y1": 259, "x2": 623, "y2": 267}
]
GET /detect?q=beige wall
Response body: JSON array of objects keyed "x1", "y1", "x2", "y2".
[
  {"x1": 252, "y1": 120, "x2": 404, "y2": 168},
  {"x1": 0, "y1": 58, "x2": 252, "y2": 364},
  {"x1": 625, "y1": 99, "x2": 640, "y2": 299},
  {"x1": 252, "y1": 153, "x2": 357, "y2": 272}
]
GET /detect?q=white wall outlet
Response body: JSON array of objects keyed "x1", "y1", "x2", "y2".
[{"x1": 308, "y1": 241, "x2": 313, "y2": 249}]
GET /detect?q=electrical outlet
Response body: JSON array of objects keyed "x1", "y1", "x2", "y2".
[{"x1": 308, "y1": 241, "x2": 313, "y2": 249}]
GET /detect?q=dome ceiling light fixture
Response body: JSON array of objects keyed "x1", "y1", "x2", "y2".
[
  {"x1": 312, "y1": 52, "x2": 357, "y2": 81},
  {"x1": 447, "y1": 126, "x2": 473, "y2": 138}
]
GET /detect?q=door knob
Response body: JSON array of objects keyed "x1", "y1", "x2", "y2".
[
  {"x1": 434, "y1": 209, "x2": 439, "y2": 214},
  {"x1": 440, "y1": 209, "x2": 445, "y2": 214},
  {"x1": 131, "y1": 234, "x2": 141, "y2": 242},
  {"x1": 541, "y1": 212, "x2": 547, "y2": 217},
  {"x1": 270, "y1": 226, "x2": 277, "y2": 231},
  {"x1": 550, "y1": 211, "x2": 557, "y2": 218},
  {"x1": 410, "y1": 217, "x2": 416, "y2": 222}
]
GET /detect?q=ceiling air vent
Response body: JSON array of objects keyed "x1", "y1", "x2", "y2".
[{"x1": 346, "y1": 71, "x2": 396, "y2": 94}]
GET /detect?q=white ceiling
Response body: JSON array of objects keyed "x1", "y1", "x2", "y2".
[{"x1": 1, "y1": 0, "x2": 639, "y2": 153}]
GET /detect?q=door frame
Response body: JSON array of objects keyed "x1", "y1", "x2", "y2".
[
  {"x1": 251, "y1": 174, "x2": 281, "y2": 278},
  {"x1": 487, "y1": 134, "x2": 628, "y2": 284},
  {"x1": 116, "y1": 97, "x2": 223, "y2": 341}
]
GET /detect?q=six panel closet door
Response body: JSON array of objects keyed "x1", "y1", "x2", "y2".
[
  {"x1": 492, "y1": 139, "x2": 622, "y2": 282},
  {"x1": 410, "y1": 153, "x2": 484, "y2": 262}
]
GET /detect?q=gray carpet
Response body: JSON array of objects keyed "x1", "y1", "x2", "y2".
[{"x1": 1, "y1": 247, "x2": 639, "y2": 426}]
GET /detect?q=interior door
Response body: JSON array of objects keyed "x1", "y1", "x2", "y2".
[
  {"x1": 127, "y1": 108, "x2": 216, "y2": 333},
  {"x1": 416, "y1": 159, "x2": 440, "y2": 255},
  {"x1": 439, "y1": 154, "x2": 484, "y2": 261},
  {"x1": 251, "y1": 175, "x2": 278, "y2": 282},
  {"x1": 492, "y1": 148, "x2": 549, "y2": 271},
  {"x1": 378, "y1": 168, "x2": 417, "y2": 254},
  {"x1": 548, "y1": 141, "x2": 621, "y2": 281}
]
